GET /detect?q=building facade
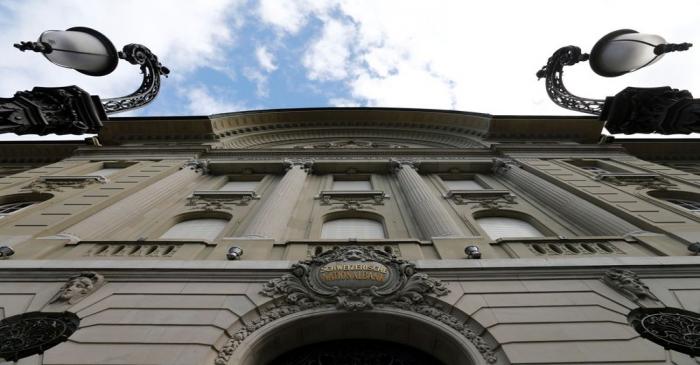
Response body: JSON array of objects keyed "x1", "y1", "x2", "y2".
[{"x1": 0, "y1": 108, "x2": 698, "y2": 365}]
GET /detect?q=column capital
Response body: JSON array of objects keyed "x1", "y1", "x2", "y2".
[
  {"x1": 181, "y1": 159, "x2": 209, "y2": 174},
  {"x1": 389, "y1": 158, "x2": 420, "y2": 173},
  {"x1": 492, "y1": 158, "x2": 520, "y2": 174},
  {"x1": 283, "y1": 158, "x2": 314, "y2": 173}
]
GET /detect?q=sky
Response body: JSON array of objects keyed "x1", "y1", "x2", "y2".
[{"x1": 1, "y1": 0, "x2": 699, "y2": 141}]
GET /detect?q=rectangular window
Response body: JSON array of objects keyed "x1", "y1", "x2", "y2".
[
  {"x1": 332, "y1": 179, "x2": 372, "y2": 191},
  {"x1": 220, "y1": 180, "x2": 259, "y2": 191},
  {"x1": 443, "y1": 179, "x2": 484, "y2": 190},
  {"x1": 580, "y1": 166, "x2": 608, "y2": 174},
  {"x1": 92, "y1": 168, "x2": 122, "y2": 178}
]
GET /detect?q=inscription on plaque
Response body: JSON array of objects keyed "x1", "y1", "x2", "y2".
[{"x1": 319, "y1": 261, "x2": 389, "y2": 287}]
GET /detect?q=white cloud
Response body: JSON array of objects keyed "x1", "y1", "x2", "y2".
[
  {"x1": 256, "y1": 46, "x2": 277, "y2": 72},
  {"x1": 184, "y1": 85, "x2": 244, "y2": 115},
  {"x1": 303, "y1": 19, "x2": 356, "y2": 81},
  {"x1": 243, "y1": 67, "x2": 270, "y2": 97},
  {"x1": 257, "y1": 0, "x2": 308, "y2": 34},
  {"x1": 285, "y1": 0, "x2": 700, "y2": 120}
]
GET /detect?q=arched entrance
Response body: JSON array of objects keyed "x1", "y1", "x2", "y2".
[
  {"x1": 229, "y1": 307, "x2": 487, "y2": 365},
  {"x1": 268, "y1": 339, "x2": 445, "y2": 365}
]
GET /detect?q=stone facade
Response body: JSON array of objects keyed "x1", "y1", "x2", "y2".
[{"x1": 0, "y1": 108, "x2": 698, "y2": 364}]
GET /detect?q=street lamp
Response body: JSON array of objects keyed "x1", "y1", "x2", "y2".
[
  {"x1": 536, "y1": 29, "x2": 698, "y2": 135},
  {"x1": 0, "y1": 26, "x2": 169, "y2": 136}
]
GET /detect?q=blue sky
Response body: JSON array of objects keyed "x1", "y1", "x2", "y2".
[{"x1": 1, "y1": 0, "x2": 700, "y2": 140}]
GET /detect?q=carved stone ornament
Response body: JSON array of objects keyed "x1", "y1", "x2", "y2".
[
  {"x1": 293, "y1": 140, "x2": 408, "y2": 149},
  {"x1": 602, "y1": 268, "x2": 660, "y2": 304},
  {"x1": 186, "y1": 195, "x2": 251, "y2": 211},
  {"x1": 596, "y1": 174, "x2": 676, "y2": 191},
  {"x1": 181, "y1": 159, "x2": 209, "y2": 174},
  {"x1": 22, "y1": 176, "x2": 105, "y2": 193},
  {"x1": 214, "y1": 246, "x2": 498, "y2": 365},
  {"x1": 283, "y1": 158, "x2": 314, "y2": 172},
  {"x1": 49, "y1": 271, "x2": 105, "y2": 305},
  {"x1": 319, "y1": 191, "x2": 387, "y2": 211},
  {"x1": 448, "y1": 191, "x2": 516, "y2": 209},
  {"x1": 628, "y1": 307, "x2": 700, "y2": 356},
  {"x1": 0, "y1": 311, "x2": 80, "y2": 362}
]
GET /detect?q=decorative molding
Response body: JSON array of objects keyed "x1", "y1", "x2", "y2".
[
  {"x1": 293, "y1": 140, "x2": 408, "y2": 149},
  {"x1": 596, "y1": 173, "x2": 676, "y2": 190},
  {"x1": 213, "y1": 246, "x2": 498, "y2": 365},
  {"x1": 627, "y1": 307, "x2": 700, "y2": 356},
  {"x1": 283, "y1": 158, "x2": 314, "y2": 172},
  {"x1": 318, "y1": 190, "x2": 387, "y2": 211},
  {"x1": 307, "y1": 244, "x2": 401, "y2": 258},
  {"x1": 0, "y1": 311, "x2": 80, "y2": 362},
  {"x1": 186, "y1": 191, "x2": 258, "y2": 210},
  {"x1": 528, "y1": 241, "x2": 624, "y2": 256},
  {"x1": 181, "y1": 159, "x2": 209, "y2": 174},
  {"x1": 445, "y1": 189, "x2": 516, "y2": 209},
  {"x1": 602, "y1": 268, "x2": 660, "y2": 304},
  {"x1": 491, "y1": 158, "x2": 520, "y2": 174},
  {"x1": 22, "y1": 175, "x2": 105, "y2": 193},
  {"x1": 389, "y1": 158, "x2": 420, "y2": 172},
  {"x1": 49, "y1": 271, "x2": 105, "y2": 305},
  {"x1": 86, "y1": 243, "x2": 180, "y2": 257}
]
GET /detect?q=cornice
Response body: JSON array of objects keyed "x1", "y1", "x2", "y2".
[{"x1": 0, "y1": 143, "x2": 84, "y2": 163}]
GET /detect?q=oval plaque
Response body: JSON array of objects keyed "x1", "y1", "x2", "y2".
[{"x1": 319, "y1": 261, "x2": 389, "y2": 288}]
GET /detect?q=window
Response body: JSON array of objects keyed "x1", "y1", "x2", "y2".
[
  {"x1": 160, "y1": 218, "x2": 228, "y2": 241},
  {"x1": 476, "y1": 217, "x2": 543, "y2": 239},
  {"x1": 91, "y1": 168, "x2": 121, "y2": 178},
  {"x1": 332, "y1": 179, "x2": 372, "y2": 191},
  {"x1": 220, "y1": 180, "x2": 258, "y2": 191},
  {"x1": 443, "y1": 179, "x2": 484, "y2": 190},
  {"x1": 321, "y1": 218, "x2": 385, "y2": 239},
  {"x1": 580, "y1": 166, "x2": 608, "y2": 174},
  {"x1": 0, "y1": 201, "x2": 35, "y2": 218},
  {"x1": 666, "y1": 198, "x2": 700, "y2": 212}
]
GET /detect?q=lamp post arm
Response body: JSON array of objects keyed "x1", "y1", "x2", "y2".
[
  {"x1": 536, "y1": 46, "x2": 605, "y2": 116},
  {"x1": 100, "y1": 44, "x2": 169, "y2": 114}
]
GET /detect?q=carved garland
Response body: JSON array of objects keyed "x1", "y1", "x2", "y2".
[{"x1": 214, "y1": 246, "x2": 498, "y2": 365}]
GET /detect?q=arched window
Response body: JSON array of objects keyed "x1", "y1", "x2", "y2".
[
  {"x1": 666, "y1": 198, "x2": 700, "y2": 212},
  {"x1": 160, "y1": 218, "x2": 228, "y2": 241},
  {"x1": 476, "y1": 217, "x2": 543, "y2": 240},
  {"x1": 0, "y1": 201, "x2": 36, "y2": 218},
  {"x1": 321, "y1": 218, "x2": 385, "y2": 239}
]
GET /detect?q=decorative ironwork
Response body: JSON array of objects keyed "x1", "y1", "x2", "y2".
[
  {"x1": 536, "y1": 46, "x2": 605, "y2": 115},
  {"x1": 269, "y1": 340, "x2": 444, "y2": 365},
  {"x1": 628, "y1": 307, "x2": 700, "y2": 356},
  {"x1": 602, "y1": 268, "x2": 660, "y2": 304},
  {"x1": 213, "y1": 246, "x2": 499, "y2": 365},
  {"x1": 101, "y1": 44, "x2": 170, "y2": 114},
  {"x1": 0, "y1": 86, "x2": 105, "y2": 135},
  {"x1": 49, "y1": 271, "x2": 105, "y2": 305},
  {"x1": 0, "y1": 311, "x2": 80, "y2": 362}
]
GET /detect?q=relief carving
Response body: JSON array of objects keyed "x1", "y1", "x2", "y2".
[
  {"x1": 214, "y1": 246, "x2": 498, "y2": 365},
  {"x1": 186, "y1": 195, "x2": 253, "y2": 210},
  {"x1": 596, "y1": 174, "x2": 676, "y2": 190},
  {"x1": 49, "y1": 271, "x2": 105, "y2": 305},
  {"x1": 602, "y1": 268, "x2": 660, "y2": 304},
  {"x1": 181, "y1": 159, "x2": 209, "y2": 174},
  {"x1": 319, "y1": 191, "x2": 386, "y2": 211},
  {"x1": 450, "y1": 192, "x2": 516, "y2": 209},
  {"x1": 294, "y1": 140, "x2": 407, "y2": 149},
  {"x1": 22, "y1": 177, "x2": 105, "y2": 193}
]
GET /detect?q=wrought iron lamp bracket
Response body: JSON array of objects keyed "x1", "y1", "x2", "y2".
[
  {"x1": 536, "y1": 46, "x2": 605, "y2": 116},
  {"x1": 101, "y1": 44, "x2": 170, "y2": 114}
]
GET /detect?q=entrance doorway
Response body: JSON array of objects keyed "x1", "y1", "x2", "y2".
[{"x1": 268, "y1": 339, "x2": 446, "y2": 365}]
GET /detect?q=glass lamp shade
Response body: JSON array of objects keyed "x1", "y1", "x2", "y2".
[
  {"x1": 589, "y1": 29, "x2": 667, "y2": 77},
  {"x1": 38, "y1": 27, "x2": 118, "y2": 76}
]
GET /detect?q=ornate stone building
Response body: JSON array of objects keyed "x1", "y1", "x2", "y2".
[{"x1": 0, "y1": 108, "x2": 698, "y2": 365}]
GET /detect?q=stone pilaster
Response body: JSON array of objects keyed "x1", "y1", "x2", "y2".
[
  {"x1": 392, "y1": 160, "x2": 464, "y2": 239},
  {"x1": 493, "y1": 159, "x2": 641, "y2": 236},
  {"x1": 64, "y1": 166, "x2": 202, "y2": 239},
  {"x1": 240, "y1": 160, "x2": 312, "y2": 241}
]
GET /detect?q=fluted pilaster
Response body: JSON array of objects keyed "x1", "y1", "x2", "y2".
[
  {"x1": 65, "y1": 166, "x2": 202, "y2": 239},
  {"x1": 393, "y1": 160, "x2": 464, "y2": 239},
  {"x1": 241, "y1": 160, "x2": 311, "y2": 241},
  {"x1": 494, "y1": 160, "x2": 641, "y2": 236}
]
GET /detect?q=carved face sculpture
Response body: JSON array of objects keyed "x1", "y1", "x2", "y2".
[
  {"x1": 58, "y1": 276, "x2": 95, "y2": 301},
  {"x1": 343, "y1": 248, "x2": 364, "y2": 261},
  {"x1": 618, "y1": 276, "x2": 650, "y2": 296}
]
